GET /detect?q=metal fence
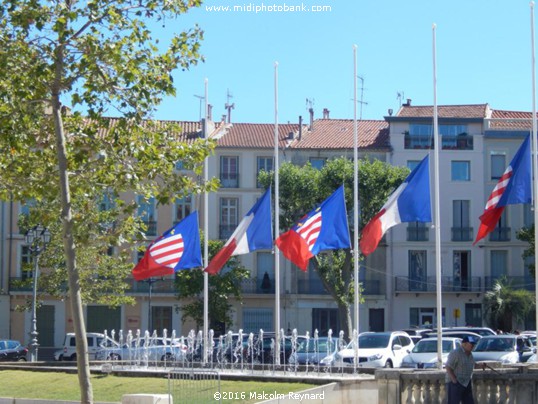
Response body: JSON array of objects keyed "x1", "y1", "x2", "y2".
[{"x1": 168, "y1": 369, "x2": 221, "y2": 404}]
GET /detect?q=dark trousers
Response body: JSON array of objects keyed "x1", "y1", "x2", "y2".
[{"x1": 447, "y1": 381, "x2": 474, "y2": 404}]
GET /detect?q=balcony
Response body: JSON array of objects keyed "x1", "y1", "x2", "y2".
[
  {"x1": 220, "y1": 173, "x2": 239, "y2": 188},
  {"x1": 488, "y1": 227, "x2": 511, "y2": 242},
  {"x1": 395, "y1": 276, "x2": 483, "y2": 293},
  {"x1": 404, "y1": 133, "x2": 473, "y2": 150},
  {"x1": 126, "y1": 278, "x2": 176, "y2": 294},
  {"x1": 484, "y1": 276, "x2": 535, "y2": 291},
  {"x1": 241, "y1": 277, "x2": 275, "y2": 294},
  {"x1": 451, "y1": 227, "x2": 474, "y2": 242}
]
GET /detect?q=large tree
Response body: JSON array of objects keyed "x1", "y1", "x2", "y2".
[
  {"x1": 259, "y1": 157, "x2": 409, "y2": 337},
  {"x1": 517, "y1": 224, "x2": 535, "y2": 277},
  {"x1": 0, "y1": 1, "x2": 212, "y2": 402}
]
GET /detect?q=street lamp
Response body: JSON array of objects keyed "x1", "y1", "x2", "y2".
[{"x1": 25, "y1": 225, "x2": 51, "y2": 362}]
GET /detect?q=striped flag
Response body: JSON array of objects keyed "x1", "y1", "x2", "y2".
[
  {"x1": 132, "y1": 212, "x2": 202, "y2": 280},
  {"x1": 275, "y1": 185, "x2": 351, "y2": 271},
  {"x1": 474, "y1": 135, "x2": 531, "y2": 244}
]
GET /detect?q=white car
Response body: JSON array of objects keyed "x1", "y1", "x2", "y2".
[
  {"x1": 95, "y1": 337, "x2": 187, "y2": 362},
  {"x1": 401, "y1": 337, "x2": 461, "y2": 369},
  {"x1": 472, "y1": 335, "x2": 523, "y2": 364},
  {"x1": 321, "y1": 331, "x2": 414, "y2": 368},
  {"x1": 54, "y1": 332, "x2": 118, "y2": 361}
]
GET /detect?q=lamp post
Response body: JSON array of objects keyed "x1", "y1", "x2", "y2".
[
  {"x1": 143, "y1": 277, "x2": 163, "y2": 332},
  {"x1": 25, "y1": 225, "x2": 51, "y2": 362}
]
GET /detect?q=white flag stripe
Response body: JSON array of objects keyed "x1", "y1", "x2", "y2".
[
  {"x1": 154, "y1": 252, "x2": 183, "y2": 265},
  {"x1": 152, "y1": 241, "x2": 184, "y2": 255},
  {"x1": 153, "y1": 233, "x2": 183, "y2": 248},
  {"x1": 306, "y1": 231, "x2": 320, "y2": 248},
  {"x1": 297, "y1": 212, "x2": 321, "y2": 234}
]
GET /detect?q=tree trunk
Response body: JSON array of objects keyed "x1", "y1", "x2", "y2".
[
  {"x1": 52, "y1": 49, "x2": 93, "y2": 402},
  {"x1": 337, "y1": 301, "x2": 352, "y2": 339}
]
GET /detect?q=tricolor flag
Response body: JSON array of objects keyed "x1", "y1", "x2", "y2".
[
  {"x1": 474, "y1": 135, "x2": 531, "y2": 245},
  {"x1": 275, "y1": 185, "x2": 351, "y2": 271},
  {"x1": 360, "y1": 155, "x2": 431, "y2": 256},
  {"x1": 205, "y1": 188, "x2": 273, "y2": 275},
  {"x1": 132, "y1": 212, "x2": 202, "y2": 281}
]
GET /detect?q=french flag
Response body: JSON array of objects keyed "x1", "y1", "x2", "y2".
[
  {"x1": 276, "y1": 185, "x2": 351, "y2": 271},
  {"x1": 474, "y1": 135, "x2": 531, "y2": 244},
  {"x1": 132, "y1": 212, "x2": 202, "y2": 281},
  {"x1": 360, "y1": 155, "x2": 431, "y2": 256},
  {"x1": 205, "y1": 188, "x2": 273, "y2": 275}
]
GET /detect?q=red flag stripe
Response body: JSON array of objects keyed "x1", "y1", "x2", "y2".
[
  {"x1": 484, "y1": 167, "x2": 512, "y2": 210},
  {"x1": 297, "y1": 213, "x2": 321, "y2": 248}
]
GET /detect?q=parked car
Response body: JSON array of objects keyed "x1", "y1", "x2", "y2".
[
  {"x1": 472, "y1": 335, "x2": 533, "y2": 364},
  {"x1": 431, "y1": 327, "x2": 496, "y2": 337},
  {"x1": 402, "y1": 328, "x2": 433, "y2": 338},
  {"x1": 321, "y1": 331, "x2": 414, "y2": 368},
  {"x1": 96, "y1": 337, "x2": 187, "y2": 362},
  {"x1": 0, "y1": 340, "x2": 28, "y2": 362},
  {"x1": 425, "y1": 330, "x2": 482, "y2": 342},
  {"x1": 401, "y1": 337, "x2": 461, "y2": 369},
  {"x1": 54, "y1": 332, "x2": 119, "y2": 361},
  {"x1": 288, "y1": 337, "x2": 339, "y2": 366}
]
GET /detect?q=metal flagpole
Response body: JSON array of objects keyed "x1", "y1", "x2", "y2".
[
  {"x1": 203, "y1": 78, "x2": 209, "y2": 364},
  {"x1": 353, "y1": 45, "x2": 360, "y2": 334},
  {"x1": 274, "y1": 62, "x2": 281, "y2": 365},
  {"x1": 432, "y1": 24, "x2": 443, "y2": 369},
  {"x1": 530, "y1": 2, "x2": 538, "y2": 345}
]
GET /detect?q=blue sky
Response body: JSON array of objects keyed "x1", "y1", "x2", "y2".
[{"x1": 151, "y1": 1, "x2": 534, "y2": 124}]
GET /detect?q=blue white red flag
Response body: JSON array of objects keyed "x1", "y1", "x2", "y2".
[
  {"x1": 205, "y1": 188, "x2": 273, "y2": 275},
  {"x1": 275, "y1": 185, "x2": 351, "y2": 271},
  {"x1": 474, "y1": 135, "x2": 531, "y2": 244},
  {"x1": 360, "y1": 155, "x2": 431, "y2": 256},
  {"x1": 132, "y1": 212, "x2": 202, "y2": 281}
]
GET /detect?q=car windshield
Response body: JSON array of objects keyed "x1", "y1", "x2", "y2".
[
  {"x1": 474, "y1": 337, "x2": 515, "y2": 352},
  {"x1": 350, "y1": 334, "x2": 390, "y2": 349},
  {"x1": 412, "y1": 340, "x2": 453, "y2": 353}
]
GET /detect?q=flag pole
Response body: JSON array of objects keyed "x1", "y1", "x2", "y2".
[
  {"x1": 353, "y1": 44, "x2": 360, "y2": 334},
  {"x1": 274, "y1": 61, "x2": 281, "y2": 365},
  {"x1": 203, "y1": 78, "x2": 209, "y2": 364},
  {"x1": 432, "y1": 24, "x2": 443, "y2": 368},
  {"x1": 530, "y1": 2, "x2": 538, "y2": 345}
]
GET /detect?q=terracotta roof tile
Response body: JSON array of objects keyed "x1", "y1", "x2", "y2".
[
  {"x1": 290, "y1": 119, "x2": 389, "y2": 150},
  {"x1": 214, "y1": 123, "x2": 301, "y2": 148},
  {"x1": 489, "y1": 109, "x2": 535, "y2": 130},
  {"x1": 396, "y1": 104, "x2": 489, "y2": 119}
]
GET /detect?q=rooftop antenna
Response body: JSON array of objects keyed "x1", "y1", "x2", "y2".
[
  {"x1": 225, "y1": 88, "x2": 235, "y2": 123},
  {"x1": 397, "y1": 91, "x2": 405, "y2": 108},
  {"x1": 358, "y1": 75, "x2": 368, "y2": 120},
  {"x1": 194, "y1": 94, "x2": 204, "y2": 120}
]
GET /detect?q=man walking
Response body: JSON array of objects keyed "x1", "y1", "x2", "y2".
[{"x1": 446, "y1": 336, "x2": 485, "y2": 404}]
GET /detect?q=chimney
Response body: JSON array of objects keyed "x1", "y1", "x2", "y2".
[
  {"x1": 221, "y1": 114, "x2": 227, "y2": 122},
  {"x1": 404, "y1": 98, "x2": 412, "y2": 107},
  {"x1": 298, "y1": 116, "x2": 303, "y2": 141},
  {"x1": 322, "y1": 108, "x2": 330, "y2": 119},
  {"x1": 309, "y1": 108, "x2": 314, "y2": 130},
  {"x1": 207, "y1": 104, "x2": 213, "y2": 121}
]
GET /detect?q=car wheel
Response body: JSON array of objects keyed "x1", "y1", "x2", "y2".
[
  {"x1": 384, "y1": 360, "x2": 393, "y2": 368},
  {"x1": 18, "y1": 357, "x2": 27, "y2": 362},
  {"x1": 70, "y1": 354, "x2": 77, "y2": 361},
  {"x1": 109, "y1": 353, "x2": 121, "y2": 361},
  {"x1": 58, "y1": 355, "x2": 64, "y2": 361},
  {"x1": 161, "y1": 353, "x2": 174, "y2": 361}
]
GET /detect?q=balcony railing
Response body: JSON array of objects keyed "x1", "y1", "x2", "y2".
[
  {"x1": 484, "y1": 276, "x2": 535, "y2": 291},
  {"x1": 126, "y1": 278, "x2": 176, "y2": 293},
  {"x1": 404, "y1": 133, "x2": 474, "y2": 150},
  {"x1": 220, "y1": 173, "x2": 239, "y2": 188},
  {"x1": 395, "y1": 276, "x2": 483, "y2": 293},
  {"x1": 241, "y1": 277, "x2": 276, "y2": 294},
  {"x1": 489, "y1": 226, "x2": 511, "y2": 241},
  {"x1": 451, "y1": 226, "x2": 474, "y2": 242}
]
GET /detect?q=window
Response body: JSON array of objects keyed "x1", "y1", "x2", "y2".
[
  {"x1": 407, "y1": 160, "x2": 421, "y2": 172},
  {"x1": 490, "y1": 250, "x2": 508, "y2": 280},
  {"x1": 465, "y1": 304, "x2": 483, "y2": 327},
  {"x1": 174, "y1": 196, "x2": 192, "y2": 223},
  {"x1": 453, "y1": 251, "x2": 471, "y2": 291},
  {"x1": 489, "y1": 210, "x2": 510, "y2": 241},
  {"x1": 257, "y1": 157, "x2": 273, "y2": 188},
  {"x1": 491, "y1": 153, "x2": 506, "y2": 180},
  {"x1": 257, "y1": 252, "x2": 274, "y2": 293},
  {"x1": 309, "y1": 158, "x2": 326, "y2": 170},
  {"x1": 99, "y1": 192, "x2": 116, "y2": 211},
  {"x1": 137, "y1": 196, "x2": 157, "y2": 236},
  {"x1": 175, "y1": 160, "x2": 184, "y2": 170},
  {"x1": 151, "y1": 306, "x2": 172, "y2": 334},
  {"x1": 243, "y1": 308, "x2": 273, "y2": 333},
  {"x1": 20, "y1": 245, "x2": 33, "y2": 280},
  {"x1": 452, "y1": 200, "x2": 472, "y2": 241},
  {"x1": 219, "y1": 198, "x2": 238, "y2": 239},
  {"x1": 407, "y1": 222, "x2": 429, "y2": 241},
  {"x1": 409, "y1": 250, "x2": 427, "y2": 291},
  {"x1": 220, "y1": 156, "x2": 239, "y2": 188},
  {"x1": 406, "y1": 124, "x2": 470, "y2": 150},
  {"x1": 451, "y1": 161, "x2": 470, "y2": 181},
  {"x1": 20, "y1": 199, "x2": 36, "y2": 217},
  {"x1": 409, "y1": 307, "x2": 445, "y2": 328}
]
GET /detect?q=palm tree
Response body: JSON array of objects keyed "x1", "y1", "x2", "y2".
[{"x1": 483, "y1": 277, "x2": 535, "y2": 332}]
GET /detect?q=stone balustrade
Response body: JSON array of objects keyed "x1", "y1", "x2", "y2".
[{"x1": 376, "y1": 364, "x2": 538, "y2": 404}]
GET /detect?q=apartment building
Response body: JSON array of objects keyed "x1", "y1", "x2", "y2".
[{"x1": 0, "y1": 103, "x2": 535, "y2": 349}]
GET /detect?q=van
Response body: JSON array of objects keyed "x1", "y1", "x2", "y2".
[{"x1": 54, "y1": 332, "x2": 118, "y2": 361}]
